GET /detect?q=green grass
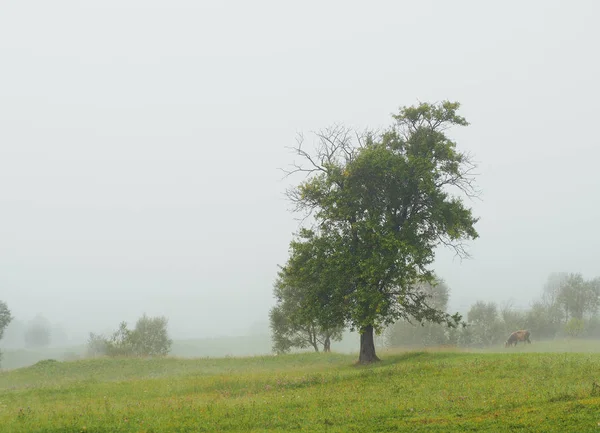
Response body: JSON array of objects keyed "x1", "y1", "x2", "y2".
[{"x1": 2, "y1": 346, "x2": 600, "y2": 432}]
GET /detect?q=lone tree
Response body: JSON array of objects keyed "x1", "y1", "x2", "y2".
[
  {"x1": 269, "y1": 265, "x2": 344, "y2": 354},
  {"x1": 283, "y1": 101, "x2": 479, "y2": 363}
]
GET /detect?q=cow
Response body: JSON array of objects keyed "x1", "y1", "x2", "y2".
[{"x1": 505, "y1": 330, "x2": 531, "y2": 348}]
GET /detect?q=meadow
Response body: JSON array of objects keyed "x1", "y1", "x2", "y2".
[{"x1": 2, "y1": 340, "x2": 600, "y2": 432}]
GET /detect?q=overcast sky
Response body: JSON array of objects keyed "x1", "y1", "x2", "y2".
[{"x1": 1, "y1": 0, "x2": 598, "y2": 341}]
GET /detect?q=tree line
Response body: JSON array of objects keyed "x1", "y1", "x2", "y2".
[{"x1": 385, "y1": 272, "x2": 600, "y2": 348}]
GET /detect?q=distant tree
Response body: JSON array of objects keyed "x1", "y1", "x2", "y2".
[
  {"x1": 564, "y1": 318, "x2": 585, "y2": 338},
  {"x1": 465, "y1": 301, "x2": 504, "y2": 347},
  {"x1": 130, "y1": 314, "x2": 172, "y2": 357},
  {"x1": 524, "y1": 300, "x2": 562, "y2": 339},
  {"x1": 542, "y1": 272, "x2": 569, "y2": 309},
  {"x1": 0, "y1": 301, "x2": 11, "y2": 341},
  {"x1": 499, "y1": 300, "x2": 526, "y2": 334},
  {"x1": 0, "y1": 301, "x2": 13, "y2": 367},
  {"x1": 583, "y1": 316, "x2": 600, "y2": 339},
  {"x1": 87, "y1": 315, "x2": 172, "y2": 358},
  {"x1": 557, "y1": 273, "x2": 600, "y2": 321},
  {"x1": 269, "y1": 267, "x2": 344, "y2": 354},
  {"x1": 385, "y1": 280, "x2": 453, "y2": 348},
  {"x1": 24, "y1": 314, "x2": 52, "y2": 348},
  {"x1": 87, "y1": 332, "x2": 108, "y2": 357},
  {"x1": 105, "y1": 321, "x2": 134, "y2": 357},
  {"x1": 282, "y1": 101, "x2": 479, "y2": 363}
]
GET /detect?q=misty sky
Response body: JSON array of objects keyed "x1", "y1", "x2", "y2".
[{"x1": 1, "y1": 0, "x2": 599, "y2": 341}]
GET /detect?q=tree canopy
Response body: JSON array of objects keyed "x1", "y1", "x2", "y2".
[
  {"x1": 269, "y1": 264, "x2": 344, "y2": 354},
  {"x1": 282, "y1": 101, "x2": 479, "y2": 363}
]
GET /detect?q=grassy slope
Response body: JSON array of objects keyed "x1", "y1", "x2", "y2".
[{"x1": 2, "y1": 345, "x2": 600, "y2": 432}]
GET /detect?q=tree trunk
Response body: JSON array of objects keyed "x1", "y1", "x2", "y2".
[
  {"x1": 323, "y1": 335, "x2": 331, "y2": 352},
  {"x1": 358, "y1": 325, "x2": 380, "y2": 364},
  {"x1": 309, "y1": 329, "x2": 319, "y2": 352}
]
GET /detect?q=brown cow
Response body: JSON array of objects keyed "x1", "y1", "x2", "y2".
[{"x1": 505, "y1": 330, "x2": 531, "y2": 347}]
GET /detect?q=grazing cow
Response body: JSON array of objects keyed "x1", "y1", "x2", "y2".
[{"x1": 505, "y1": 330, "x2": 531, "y2": 348}]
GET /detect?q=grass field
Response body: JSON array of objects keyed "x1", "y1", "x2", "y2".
[{"x1": 2, "y1": 342, "x2": 600, "y2": 432}]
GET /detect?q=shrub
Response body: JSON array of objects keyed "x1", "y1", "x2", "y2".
[
  {"x1": 130, "y1": 314, "x2": 172, "y2": 357},
  {"x1": 87, "y1": 315, "x2": 172, "y2": 358}
]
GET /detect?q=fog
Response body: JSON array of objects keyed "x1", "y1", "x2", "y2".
[{"x1": 1, "y1": 0, "x2": 599, "y2": 347}]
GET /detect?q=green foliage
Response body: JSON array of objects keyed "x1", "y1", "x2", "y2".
[
  {"x1": 1, "y1": 351, "x2": 600, "y2": 431},
  {"x1": 87, "y1": 315, "x2": 172, "y2": 358},
  {"x1": 130, "y1": 314, "x2": 173, "y2": 356},
  {"x1": 565, "y1": 318, "x2": 585, "y2": 338},
  {"x1": 0, "y1": 300, "x2": 12, "y2": 367},
  {"x1": 87, "y1": 332, "x2": 108, "y2": 357},
  {"x1": 269, "y1": 258, "x2": 345, "y2": 354},
  {"x1": 0, "y1": 301, "x2": 11, "y2": 341},
  {"x1": 524, "y1": 300, "x2": 562, "y2": 339},
  {"x1": 499, "y1": 301, "x2": 526, "y2": 334},
  {"x1": 284, "y1": 101, "x2": 479, "y2": 360},
  {"x1": 385, "y1": 280, "x2": 454, "y2": 347},
  {"x1": 556, "y1": 273, "x2": 600, "y2": 321},
  {"x1": 462, "y1": 301, "x2": 505, "y2": 347}
]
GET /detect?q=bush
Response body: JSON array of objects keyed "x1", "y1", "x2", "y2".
[
  {"x1": 87, "y1": 315, "x2": 172, "y2": 358},
  {"x1": 87, "y1": 332, "x2": 109, "y2": 357},
  {"x1": 130, "y1": 314, "x2": 172, "y2": 357}
]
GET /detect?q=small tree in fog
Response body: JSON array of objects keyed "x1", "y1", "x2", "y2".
[
  {"x1": 130, "y1": 314, "x2": 172, "y2": 357},
  {"x1": 87, "y1": 332, "x2": 108, "y2": 357},
  {"x1": 499, "y1": 301, "x2": 526, "y2": 334},
  {"x1": 105, "y1": 321, "x2": 135, "y2": 356},
  {"x1": 87, "y1": 315, "x2": 172, "y2": 358},
  {"x1": 524, "y1": 300, "x2": 562, "y2": 339},
  {"x1": 0, "y1": 301, "x2": 11, "y2": 341},
  {"x1": 24, "y1": 315, "x2": 52, "y2": 348},
  {"x1": 465, "y1": 301, "x2": 504, "y2": 347},
  {"x1": 557, "y1": 273, "x2": 600, "y2": 321},
  {"x1": 269, "y1": 267, "x2": 344, "y2": 354},
  {"x1": 542, "y1": 272, "x2": 569, "y2": 308},
  {"x1": 0, "y1": 301, "x2": 13, "y2": 367},
  {"x1": 269, "y1": 305, "x2": 343, "y2": 354}
]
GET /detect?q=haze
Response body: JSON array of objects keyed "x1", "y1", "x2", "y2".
[{"x1": 1, "y1": 0, "x2": 598, "y2": 345}]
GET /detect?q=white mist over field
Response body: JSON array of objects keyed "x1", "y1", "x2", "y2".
[{"x1": 1, "y1": 0, "x2": 599, "y2": 346}]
